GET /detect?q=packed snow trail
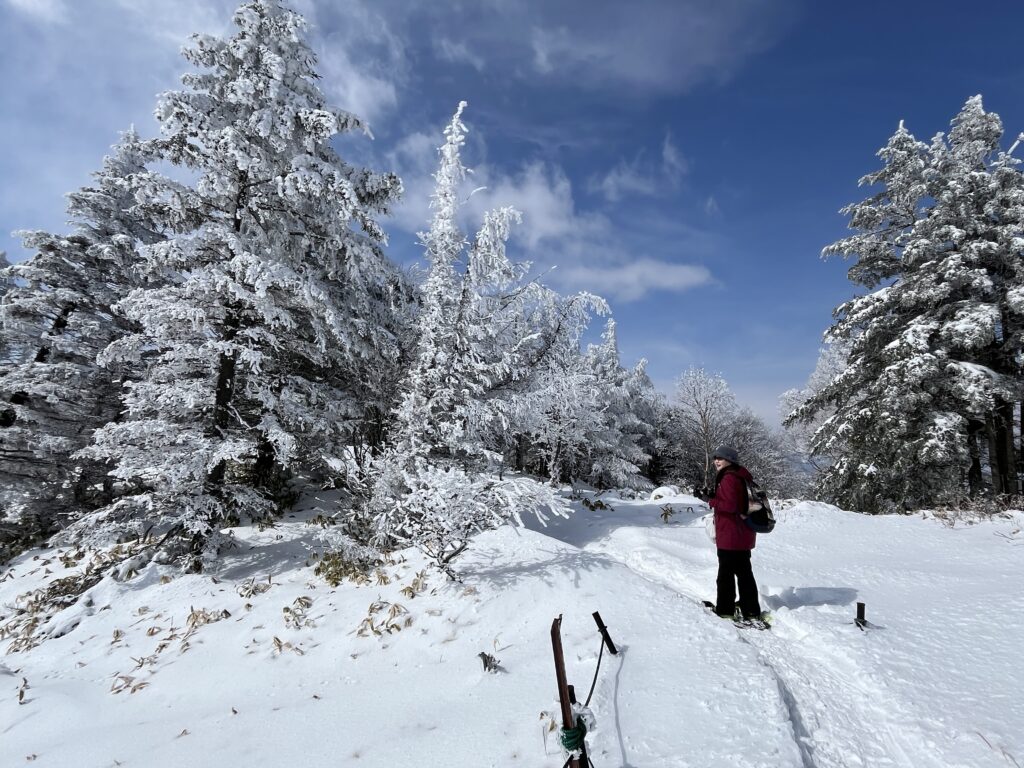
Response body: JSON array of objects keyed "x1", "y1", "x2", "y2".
[
  {"x1": 526, "y1": 494, "x2": 1024, "y2": 768},
  {"x1": 588, "y1": 528, "x2": 951, "y2": 768}
]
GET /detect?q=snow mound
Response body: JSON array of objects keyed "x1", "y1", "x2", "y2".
[{"x1": 649, "y1": 484, "x2": 680, "y2": 500}]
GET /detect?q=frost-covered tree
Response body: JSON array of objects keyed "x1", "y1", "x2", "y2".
[
  {"x1": 377, "y1": 103, "x2": 491, "y2": 469},
  {"x1": 668, "y1": 367, "x2": 738, "y2": 488},
  {"x1": 792, "y1": 96, "x2": 1024, "y2": 510},
  {"x1": 582, "y1": 319, "x2": 656, "y2": 490},
  {"x1": 64, "y1": 0, "x2": 406, "y2": 566},
  {"x1": 913, "y1": 96, "x2": 1024, "y2": 496},
  {"x1": 727, "y1": 408, "x2": 804, "y2": 497},
  {"x1": 786, "y1": 119, "x2": 937, "y2": 511},
  {"x1": 662, "y1": 367, "x2": 793, "y2": 493},
  {"x1": 0, "y1": 252, "x2": 10, "y2": 299},
  {"x1": 518, "y1": 331, "x2": 602, "y2": 484},
  {"x1": 368, "y1": 103, "x2": 571, "y2": 572},
  {"x1": 0, "y1": 131, "x2": 157, "y2": 561},
  {"x1": 780, "y1": 340, "x2": 850, "y2": 473}
]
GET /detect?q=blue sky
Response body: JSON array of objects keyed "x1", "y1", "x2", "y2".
[{"x1": 3, "y1": 0, "x2": 1024, "y2": 423}]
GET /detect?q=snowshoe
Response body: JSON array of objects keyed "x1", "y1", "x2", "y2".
[
  {"x1": 702, "y1": 600, "x2": 740, "y2": 620},
  {"x1": 733, "y1": 612, "x2": 772, "y2": 631}
]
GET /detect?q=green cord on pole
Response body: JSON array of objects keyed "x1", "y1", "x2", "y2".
[{"x1": 560, "y1": 716, "x2": 588, "y2": 754}]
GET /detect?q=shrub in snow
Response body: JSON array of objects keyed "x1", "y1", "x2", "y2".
[{"x1": 373, "y1": 458, "x2": 569, "y2": 577}]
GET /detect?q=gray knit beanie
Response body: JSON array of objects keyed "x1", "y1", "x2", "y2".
[{"x1": 712, "y1": 445, "x2": 740, "y2": 464}]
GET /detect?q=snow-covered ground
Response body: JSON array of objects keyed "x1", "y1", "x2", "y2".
[{"x1": 2, "y1": 492, "x2": 1022, "y2": 767}]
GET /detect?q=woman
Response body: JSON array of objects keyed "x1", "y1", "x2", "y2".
[{"x1": 705, "y1": 445, "x2": 763, "y2": 622}]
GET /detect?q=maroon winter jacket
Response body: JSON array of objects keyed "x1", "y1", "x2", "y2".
[{"x1": 710, "y1": 465, "x2": 756, "y2": 551}]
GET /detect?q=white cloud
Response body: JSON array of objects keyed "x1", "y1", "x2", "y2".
[
  {"x1": 385, "y1": 131, "x2": 711, "y2": 303},
  {"x1": 466, "y1": 162, "x2": 602, "y2": 249},
  {"x1": 298, "y1": 0, "x2": 407, "y2": 128},
  {"x1": 435, "y1": 38, "x2": 485, "y2": 71},
  {"x1": 109, "y1": 0, "x2": 234, "y2": 44},
  {"x1": 385, "y1": 130, "x2": 443, "y2": 235},
  {"x1": 316, "y1": 45, "x2": 399, "y2": 129},
  {"x1": 589, "y1": 134, "x2": 688, "y2": 202},
  {"x1": 5, "y1": 0, "x2": 67, "y2": 24},
  {"x1": 590, "y1": 159, "x2": 660, "y2": 202},
  {"x1": 705, "y1": 195, "x2": 722, "y2": 217},
  {"x1": 476, "y1": 0, "x2": 798, "y2": 94},
  {"x1": 662, "y1": 132, "x2": 688, "y2": 182},
  {"x1": 559, "y1": 258, "x2": 712, "y2": 303}
]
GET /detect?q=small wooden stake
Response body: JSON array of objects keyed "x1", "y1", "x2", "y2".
[
  {"x1": 592, "y1": 611, "x2": 618, "y2": 655},
  {"x1": 551, "y1": 616, "x2": 580, "y2": 768},
  {"x1": 855, "y1": 602, "x2": 867, "y2": 630}
]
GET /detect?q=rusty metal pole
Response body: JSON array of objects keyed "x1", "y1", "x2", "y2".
[
  {"x1": 592, "y1": 611, "x2": 618, "y2": 655},
  {"x1": 551, "y1": 616, "x2": 581, "y2": 768}
]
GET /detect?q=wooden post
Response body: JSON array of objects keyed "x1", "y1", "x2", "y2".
[
  {"x1": 592, "y1": 611, "x2": 618, "y2": 655},
  {"x1": 855, "y1": 602, "x2": 866, "y2": 630},
  {"x1": 550, "y1": 616, "x2": 580, "y2": 768}
]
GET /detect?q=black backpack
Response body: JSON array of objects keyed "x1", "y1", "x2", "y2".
[{"x1": 740, "y1": 475, "x2": 776, "y2": 534}]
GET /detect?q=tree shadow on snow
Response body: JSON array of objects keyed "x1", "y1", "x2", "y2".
[
  {"x1": 208, "y1": 538, "x2": 315, "y2": 581},
  {"x1": 764, "y1": 586, "x2": 859, "y2": 611},
  {"x1": 523, "y1": 500, "x2": 709, "y2": 549},
  {"x1": 459, "y1": 545, "x2": 619, "y2": 590}
]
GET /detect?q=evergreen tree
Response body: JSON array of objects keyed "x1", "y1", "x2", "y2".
[
  {"x1": 787, "y1": 116, "x2": 944, "y2": 511},
  {"x1": 0, "y1": 252, "x2": 10, "y2": 299},
  {"x1": 792, "y1": 96, "x2": 1024, "y2": 510},
  {"x1": 582, "y1": 319, "x2": 655, "y2": 490},
  {"x1": 64, "y1": 0, "x2": 406, "y2": 566},
  {"x1": 914, "y1": 96, "x2": 1024, "y2": 496},
  {"x1": 368, "y1": 103, "x2": 574, "y2": 572},
  {"x1": 0, "y1": 131, "x2": 156, "y2": 561},
  {"x1": 518, "y1": 331, "x2": 603, "y2": 484}
]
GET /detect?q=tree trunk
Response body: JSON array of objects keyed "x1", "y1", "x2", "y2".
[
  {"x1": 515, "y1": 433, "x2": 527, "y2": 472},
  {"x1": 985, "y1": 413, "x2": 1004, "y2": 495},
  {"x1": 999, "y1": 401, "x2": 1018, "y2": 495},
  {"x1": 207, "y1": 320, "x2": 239, "y2": 491},
  {"x1": 967, "y1": 421, "x2": 984, "y2": 498}
]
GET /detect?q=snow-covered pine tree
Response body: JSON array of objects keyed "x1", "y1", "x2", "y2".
[
  {"x1": 0, "y1": 131, "x2": 157, "y2": 562},
  {"x1": 368, "y1": 103, "x2": 572, "y2": 572},
  {"x1": 582, "y1": 319, "x2": 655, "y2": 490},
  {"x1": 64, "y1": 0, "x2": 406, "y2": 566},
  {"x1": 517, "y1": 330, "x2": 603, "y2": 485},
  {"x1": 792, "y1": 96, "x2": 1024, "y2": 510},
  {"x1": 0, "y1": 252, "x2": 10, "y2": 299},
  {"x1": 378, "y1": 102, "x2": 478, "y2": 470},
  {"x1": 780, "y1": 340, "x2": 849, "y2": 474},
  {"x1": 787, "y1": 118, "x2": 939, "y2": 511},
  {"x1": 915, "y1": 96, "x2": 1024, "y2": 497}
]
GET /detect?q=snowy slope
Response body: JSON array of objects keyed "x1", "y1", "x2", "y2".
[{"x1": 2, "y1": 492, "x2": 1022, "y2": 768}]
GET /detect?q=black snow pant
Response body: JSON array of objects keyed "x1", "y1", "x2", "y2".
[{"x1": 716, "y1": 549, "x2": 761, "y2": 619}]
